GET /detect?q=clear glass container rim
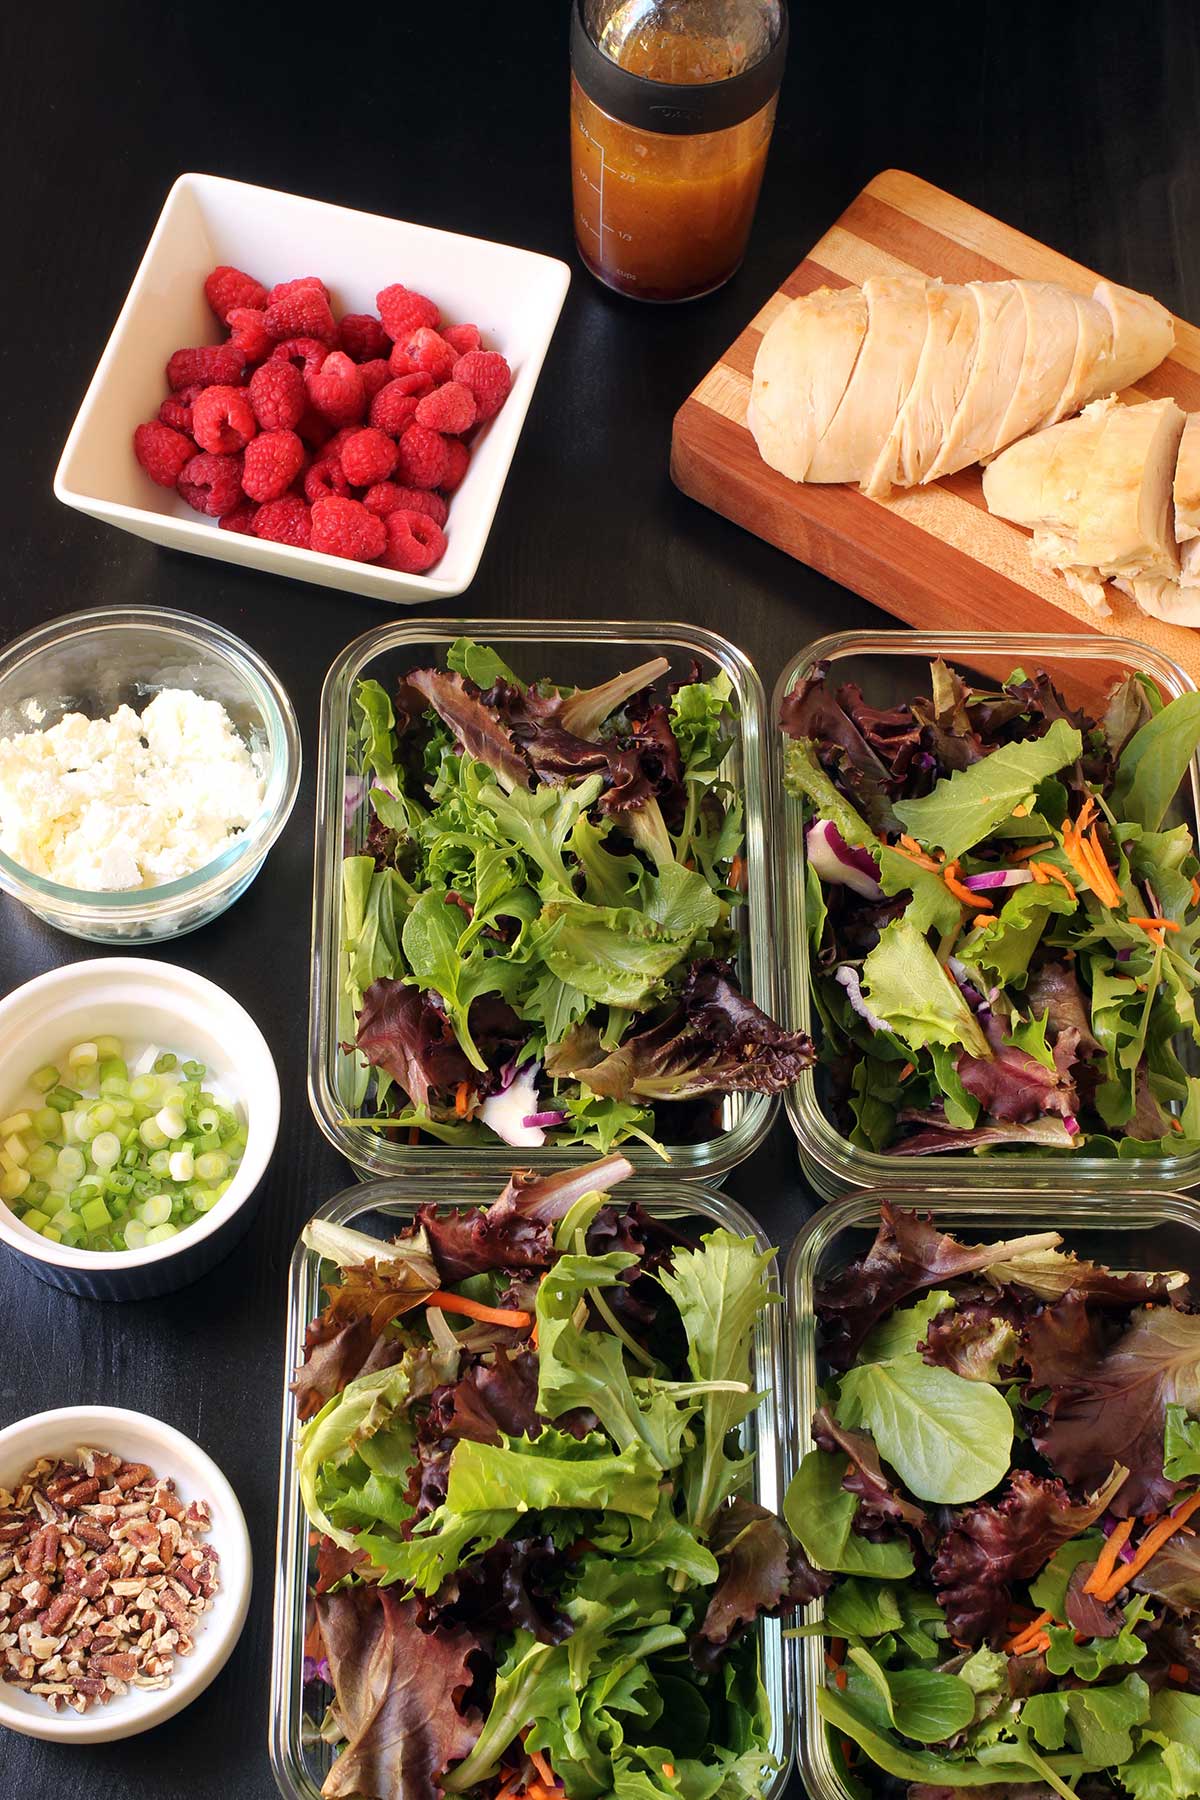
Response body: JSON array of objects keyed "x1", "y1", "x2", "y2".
[{"x1": 0, "y1": 603, "x2": 301, "y2": 914}]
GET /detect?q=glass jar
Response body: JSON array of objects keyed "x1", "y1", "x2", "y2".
[{"x1": 569, "y1": 0, "x2": 787, "y2": 302}]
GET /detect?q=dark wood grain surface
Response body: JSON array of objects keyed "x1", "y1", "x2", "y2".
[{"x1": 2, "y1": 3, "x2": 1197, "y2": 1795}]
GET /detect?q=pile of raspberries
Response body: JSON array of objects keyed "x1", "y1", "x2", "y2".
[{"x1": 132, "y1": 266, "x2": 513, "y2": 574}]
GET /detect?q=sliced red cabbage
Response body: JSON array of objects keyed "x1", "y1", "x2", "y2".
[
  {"x1": 835, "y1": 964, "x2": 887, "y2": 1033},
  {"x1": 806, "y1": 820, "x2": 883, "y2": 901},
  {"x1": 522, "y1": 1109, "x2": 566, "y2": 1129},
  {"x1": 479, "y1": 1061, "x2": 547, "y2": 1147},
  {"x1": 960, "y1": 869, "x2": 1034, "y2": 892}
]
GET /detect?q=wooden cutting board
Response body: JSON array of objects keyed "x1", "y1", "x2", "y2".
[{"x1": 670, "y1": 169, "x2": 1200, "y2": 685}]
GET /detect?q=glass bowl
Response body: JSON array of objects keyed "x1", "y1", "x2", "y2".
[
  {"x1": 271, "y1": 1174, "x2": 792, "y2": 1800},
  {"x1": 772, "y1": 629, "x2": 1200, "y2": 1201},
  {"x1": 784, "y1": 1186, "x2": 1200, "y2": 1800},
  {"x1": 0, "y1": 605, "x2": 301, "y2": 943},
  {"x1": 309, "y1": 617, "x2": 778, "y2": 1180}
]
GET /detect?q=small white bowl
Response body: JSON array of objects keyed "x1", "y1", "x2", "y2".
[
  {"x1": 53, "y1": 172, "x2": 571, "y2": 604},
  {"x1": 0, "y1": 1406, "x2": 250, "y2": 1743},
  {"x1": 0, "y1": 959, "x2": 280, "y2": 1300}
]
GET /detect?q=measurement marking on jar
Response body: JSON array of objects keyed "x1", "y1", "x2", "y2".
[{"x1": 598, "y1": 143, "x2": 607, "y2": 261}]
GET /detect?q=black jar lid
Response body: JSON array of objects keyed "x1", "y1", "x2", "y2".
[{"x1": 570, "y1": 0, "x2": 788, "y2": 136}]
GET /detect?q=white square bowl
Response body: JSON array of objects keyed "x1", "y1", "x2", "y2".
[{"x1": 54, "y1": 173, "x2": 570, "y2": 604}]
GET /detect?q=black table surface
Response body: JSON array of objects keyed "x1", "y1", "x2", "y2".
[{"x1": 3, "y1": 2, "x2": 1198, "y2": 1794}]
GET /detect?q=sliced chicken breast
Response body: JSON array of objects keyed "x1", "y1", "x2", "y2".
[
  {"x1": 925, "y1": 281, "x2": 1026, "y2": 479},
  {"x1": 1076, "y1": 397, "x2": 1184, "y2": 577},
  {"x1": 1114, "y1": 573, "x2": 1200, "y2": 624},
  {"x1": 1092, "y1": 280, "x2": 1176, "y2": 396},
  {"x1": 1175, "y1": 413, "x2": 1200, "y2": 544},
  {"x1": 1050, "y1": 293, "x2": 1113, "y2": 423},
  {"x1": 990, "y1": 282, "x2": 1081, "y2": 454},
  {"x1": 979, "y1": 400, "x2": 1110, "y2": 536},
  {"x1": 866, "y1": 281, "x2": 977, "y2": 496},
  {"x1": 747, "y1": 286, "x2": 868, "y2": 483},
  {"x1": 806, "y1": 275, "x2": 931, "y2": 486}
]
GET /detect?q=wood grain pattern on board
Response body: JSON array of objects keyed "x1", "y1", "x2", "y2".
[{"x1": 670, "y1": 169, "x2": 1200, "y2": 687}]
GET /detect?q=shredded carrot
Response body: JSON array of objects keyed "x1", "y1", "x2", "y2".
[
  {"x1": 1168, "y1": 1662, "x2": 1192, "y2": 1685},
  {"x1": 662, "y1": 1765, "x2": 677, "y2": 1781},
  {"x1": 408, "y1": 1126, "x2": 421, "y2": 1146},
  {"x1": 528, "y1": 1748, "x2": 557, "y2": 1787},
  {"x1": 1012, "y1": 803, "x2": 1029, "y2": 818},
  {"x1": 1028, "y1": 862, "x2": 1051, "y2": 885},
  {"x1": 729, "y1": 855, "x2": 746, "y2": 892},
  {"x1": 1129, "y1": 916, "x2": 1181, "y2": 933},
  {"x1": 1005, "y1": 1609, "x2": 1054, "y2": 1653},
  {"x1": 1013, "y1": 841, "x2": 1056, "y2": 861},
  {"x1": 834, "y1": 1668, "x2": 847, "y2": 1690},
  {"x1": 1083, "y1": 1518, "x2": 1134, "y2": 1594},
  {"x1": 1191, "y1": 876, "x2": 1200, "y2": 907},
  {"x1": 1171, "y1": 1117, "x2": 1184, "y2": 1133},
  {"x1": 829, "y1": 1638, "x2": 846, "y2": 1664},
  {"x1": 1095, "y1": 1491, "x2": 1200, "y2": 1601},
  {"x1": 525, "y1": 1785, "x2": 553, "y2": 1800},
  {"x1": 891, "y1": 839, "x2": 944, "y2": 873},
  {"x1": 493, "y1": 1778, "x2": 523, "y2": 1800},
  {"x1": 897, "y1": 1062, "x2": 915, "y2": 1082},
  {"x1": 1030, "y1": 861, "x2": 1077, "y2": 901},
  {"x1": 1062, "y1": 803, "x2": 1123, "y2": 908},
  {"x1": 425, "y1": 1289, "x2": 534, "y2": 1329},
  {"x1": 942, "y1": 860, "x2": 994, "y2": 909},
  {"x1": 455, "y1": 1081, "x2": 471, "y2": 1118}
]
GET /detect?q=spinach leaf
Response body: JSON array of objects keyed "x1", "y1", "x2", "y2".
[
  {"x1": 837, "y1": 1351, "x2": 1014, "y2": 1503},
  {"x1": 846, "y1": 1644, "x2": 976, "y2": 1743},
  {"x1": 1112, "y1": 691, "x2": 1200, "y2": 831},
  {"x1": 816, "y1": 1686, "x2": 1081, "y2": 1788},
  {"x1": 783, "y1": 1450, "x2": 914, "y2": 1579}
]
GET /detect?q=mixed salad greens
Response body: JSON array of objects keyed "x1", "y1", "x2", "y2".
[
  {"x1": 339, "y1": 639, "x2": 810, "y2": 1154},
  {"x1": 293, "y1": 1156, "x2": 821, "y2": 1800},
  {"x1": 786, "y1": 1202, "x2": 1200, "y2": 1800},
  {"x1": 783, "y1": 657, "x2": 1200, "y2": 1156}
]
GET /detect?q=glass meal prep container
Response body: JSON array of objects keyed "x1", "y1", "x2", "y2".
[
  {"x1": 773, "y1": 629, "x2": 1200, "y2": 1203},
  {"x1": 270, "y1": 1174, "x2": 794, "y2": 1800},
  {"x1": 310, "y1": 617, "x2": 779, "y2": 1181},
  {"x1": 783, "y1": 1184, "x2": 1200, "y2": 1800}
]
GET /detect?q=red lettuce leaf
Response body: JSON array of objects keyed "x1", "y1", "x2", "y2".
[
  {"x1": 811, "y1": 1405, "x2": 935, "y2": 1550},
  {"x1": 292, "y1": 1316, "x2": 407, "y2": 1422},
  {"x1": 1030, "y1": 1303, "x2": 1200, "y2": 1515},
  {"x1": 545, "y1": 959, "x2": 814, "y2": 1102},
  {"x1": 1064, "y1": 1560, "x2": 1124, "y2": 1637},
  {"x1": 1132, "y1": 1529, "x2": 1200, "y2": 1615},
  {"x1": 417, "y1": 1155, "x2": 636, "y2": 1284},
  {"x1": 956, "y1": 1013, "x2": 1078, "y2": 1124},
  {"x1": 931, "y1": 1467, "x2": 1125, "y2": 1646},
  {"x1": 919, "y1": 1305, "x2": 1023, "y2": 1384},
  {"x1": 1024, "y1": 961, "x2": 1103, "y2": 1059},
  {"x1": 403, "y1": 667, "x2": 531, "y2": 790},
  {"x1": 420, "y1": 1534, "x2": 572, "y2": 1645},
  {"x1": 815, "y1": 1203, "x2": 1061, "y2": 1370},
  {"x1": 315, "y1": 1586, "x2": 482, "y2": 1800},
  {"x1": 780, "y1": 661, "x2": 902, "y2": 835},
  {"x1": 355, "y1": 980, "x2": 524, "y2": 1115},
  {"x1": 692, "y1": 1497, "x2": 831, "y2": 1673},
  {"x1": 428, "y1": 1349, "x2": 543, "y2": 1447}
]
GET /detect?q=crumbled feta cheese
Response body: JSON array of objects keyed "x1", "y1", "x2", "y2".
[{"x1": 0, "y1": 688, "x2": 267, "y2": 891}]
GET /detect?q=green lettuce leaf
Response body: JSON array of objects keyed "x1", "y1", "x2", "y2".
[
  {"x1": 1044, "y1": 1595, "x2": 1153, "y2": 1678},
  {"x1": 1112, "y1": 691, "x2": 1200, "y2": 831},
  {"x1": 1164, "y1": 1404, "x2": 1200, "y2": 1479},
  {"x1": 893, "y1": 718, "x2": 1083, "y2": 858},
  {"x1": 861, "y1": 920, "x2": 991, "y2": 1059},
  {"x1": 532, "y1": 898, "x2": 698, "y2": 1009}
]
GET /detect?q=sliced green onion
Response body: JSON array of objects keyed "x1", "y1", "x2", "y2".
[
  {"x1": 56, "y1": 1147, "x2": 86, "y2": 1182},
  {"x1": 30, "y1": 1065, "x2": 60, "y2": 1094},
  {"x1": 153, "y1": 1053, "x2": 177, "y2": 1074},
  {"x1": 90, "y1": 1132, "x2": 121, "y2": 1171}
]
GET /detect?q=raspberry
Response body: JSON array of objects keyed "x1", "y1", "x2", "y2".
[
  {"x1": 133, "y1": 421, "x2": 194, "y2": 487},
  {"x1": 304, "y1": 453, "x2": 351, "y2": 504},
  {"x1": 178, "y1": 451, "x2": 244, "y2": 516},
  {"x1": 453, "y1": 350, "x2": 512, "y2": 422},
  {"x1": 219, "y1": 503, "x2": 259, "y2": 535},
  {"x1": 166, "y1": 344, "x2": 245, "y2": 391},
  {"x1": 379, "y1": 508, "x2": 447, "y2": 574},
  {"x1": 393, "y1": 424, "x2": 449, "y2": 490},
  {"x1": 387, "y1": 345, "x2": 422, "y2": 379},
  {"x1": 307, "y1": 351, "x2": 367, "y2": 426},
  {"x1": 191, "y1": 384, "x2": 258, "y2": 455},
  {"x1": 362, "y1": 483, "x2": 448, "y2": 527},
  {"x1": 326, "y1": 426, "x2": 364, "y2": 456},
  {"x1": 253, "y1": 495, "x2": 312, "y2": 548},
  {"x1": 442, "y1": 323, "x2": 482, "y2": 356},
  {"x1": 440, "y1": 438, "x2": 471, "y2": 494},
  {"x1": 310, "y1": 495, "x2": 387, "y2": 562},
  {"x1": 266, "y1": 275, "x2": 329, "y2": 306},
  {"x1": 377, "y1": 284, "x2": 439, "y2": 342},
  {"x1": 242, "y1": 429, "x2": 306, "y2": 502},
  {"x1": 339, "y1": 313, "x2": 391, "y2": 362},
  {"x1": 226, "y1": 306, "x2": 273, "y2": 364},
  {"x1": 204, "y1": 265, "x2": 268, "y2": 322},
  {"x1": 265, "y1": 285, "x2": 338, "y2": 346},
  {"x1": 249, "y1": 359, "x2": 307, "y2": 431},
  {"x1": 296, "y1": 407, "x2": 334, "y2": 451},
  {"x1": 359, "y1": 359, "x2": 393, "y2": 401},
  {"x1": 157, "y1": 394, "x2": 195, "y2": 434},
  {"x1": 369, "y1": 373, "x2": 433, "y2": 437},
  {"x1": 271, "y1": 337, "x2": 330, "y2": 380},
  {"x1": 340, "y1": 427, "x2": 398, "y2": 486},
  {"x1": 402, "y1": 327, "x2": 458, "y2": 383},
  {"x1": 415, "y1": 381, "x2": 476, "y2": 435}
]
